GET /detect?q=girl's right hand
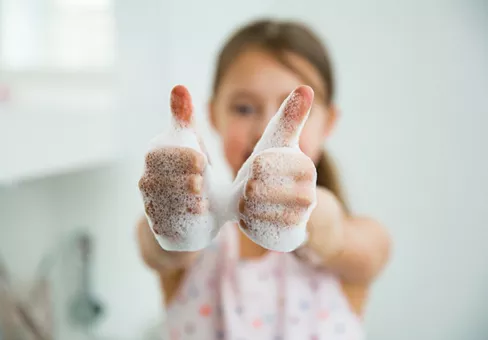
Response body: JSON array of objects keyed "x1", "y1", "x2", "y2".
[{"x1": 138, "y1": 86, "x2": 218, "y2": 252}]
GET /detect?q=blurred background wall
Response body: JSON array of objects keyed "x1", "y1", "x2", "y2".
[{"x1": 1, "y1": 0, "x2": 487, "y2": 339}]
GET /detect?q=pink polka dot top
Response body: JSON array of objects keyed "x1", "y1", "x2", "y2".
[{"x1": 165, "y1": 223, "x2": 365, "y2": 340}]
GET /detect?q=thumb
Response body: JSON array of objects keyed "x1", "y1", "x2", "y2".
[
  {"x1": 253, "y1": 85, "x2": 314, "y2": 153},
  {"x1": 170, "y1": 85, "x2": 194, "y2": 129},
  {"x1": 170, "y1": 85, "x2": 212, "y2": 164}
]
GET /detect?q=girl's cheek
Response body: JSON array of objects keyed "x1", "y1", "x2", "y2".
[
  {"x1": 298, "y1": 109, "x2": 330, "y2": 163},
  {"x1": 299, "y1": 139, "x2": 318, "y2": 162},
  {"x1": 299, "y1": 127, "x2": 325, "y2": 164}
]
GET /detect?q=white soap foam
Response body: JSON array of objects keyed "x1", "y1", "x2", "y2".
[
  {"x1": 148, "y1": 126, "x2": 201, "y2": 152},
  {"x1": 140, "y1": 126, "x2": 228, "y2": 252},
  {"x1": 139, "y1": 88, "x2": 317, "y2": 253},
  {"x1": 227, "y1": 148, "x2": 317, "y2": 252},
  {"x1": 222, "y1": 89, "x2": 317, "y2": 251}
]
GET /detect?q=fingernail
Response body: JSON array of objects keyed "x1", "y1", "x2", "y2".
[{"x1": 171, "y1": 85, "x2": 193, "y2": 128}]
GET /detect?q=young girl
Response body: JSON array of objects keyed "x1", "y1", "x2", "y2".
[{"x1": 137, "y1": 19, "x2": 390, "y2": 339}]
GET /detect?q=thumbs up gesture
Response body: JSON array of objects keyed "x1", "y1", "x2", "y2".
[
  {"x1": 139, "y1": 85, "x2": 219, "y2": 252},
  {"x1": 233, "y1": 86, "x2": 317, "y2": 252},
  {"x1": 139, "y1": 85, "x2": 316, "y2": 253}
]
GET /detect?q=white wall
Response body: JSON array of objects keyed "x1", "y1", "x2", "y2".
[
  {"x1": 1, "y1": 0, "x2": 487, "y2": 339},
  {"x1": 0, "y1": 179, "x2": 58, "y2": 283}
]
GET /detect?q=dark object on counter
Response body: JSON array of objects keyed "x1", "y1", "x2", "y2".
[{"x1": 68, "y1": 233, "x2": 104, "y2": 329}]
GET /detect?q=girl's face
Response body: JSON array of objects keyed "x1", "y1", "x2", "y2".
[{"x1": 210, "y1": 48, "x2": 337, "y2": 176}]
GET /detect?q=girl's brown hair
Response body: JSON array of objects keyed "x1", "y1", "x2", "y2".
[{"x1": 211, "y1": 19, "x2": 349, "y2": 213}]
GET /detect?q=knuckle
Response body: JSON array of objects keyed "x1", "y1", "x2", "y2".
[
  {"x1": 297, "y1": 185, "x2": 315, "y2": 206},
  {"x1": 284, "y1": 209, "x2": 303, "y2": 225},
  {"x1": 239, "y1": 198, "x2": 246, "y2": 214},
  {"x1": 245, "y1": 179, "x2": 259, "y2": 198},
  {"x1": 297, "y1": 192, "x2": 313, "y2": 207},
  {"x1": 189, "y1": 149, "x2": 206, "y2": 173},
  {"x1": 188, "y1": 174, "x2": 203, "y2": 194}
]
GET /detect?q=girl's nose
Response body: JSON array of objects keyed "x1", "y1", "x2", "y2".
[{"x1": 252, "y1": 106, "x2": 277, "y2": 143}]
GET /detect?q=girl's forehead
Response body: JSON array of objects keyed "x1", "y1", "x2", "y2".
[
  {"x1": 223, "y1": 54, "x2": 301, "y2": 90},
  {"x1": 219, "y1": 48, "x2": 326, "y2": 103}
]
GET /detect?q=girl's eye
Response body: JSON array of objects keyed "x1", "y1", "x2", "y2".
[{"x1": 233, "y1": 103, "x2": 255, "y2": 116}]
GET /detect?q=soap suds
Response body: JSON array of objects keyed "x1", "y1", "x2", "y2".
[
  {"x1": 139, "y1": 85, "x2": 316, "y2": 252},
  {"x1": 139, "y1": 86, "x2": 223, "y2": 251},
  {"x1": 228, "y1": 86, "x2": 317, "y2": 252}
]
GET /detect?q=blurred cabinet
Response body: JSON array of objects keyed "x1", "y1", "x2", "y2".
[
  {"x1": 0, "y1": 71, "x2": 118, "y2": 184},
  {"x1": 0, "y1": 0, "x2": 114, "y2": 71},
  {"x1": 0, "y1": 0, "x2": 117, "y2": 184}
]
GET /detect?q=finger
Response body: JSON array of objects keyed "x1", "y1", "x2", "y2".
[
  {"x1": 150, "y1": 197, "x2": 209, "y2": 235},
  {"x1": 170, "y1": 85, "x2": 194, "y2": 129},
  {"x1": 253, "y1": 85, "x2": 314, "y2": 153},
  {"x1": 185, "y1": 196, "x2": 209, "y2": 214},
  {"x1": 144, "y1": 147, "x2": 206, "y2": 175},
  {"x1": 188, "y1": 174, "x2": 204, "y2": 194},
  {"x1": 244, "y1": 179, "x2": 315, "y2": 207},
  {"x1": 139, "y1": 173, "x2": 208, "y2": 216},
  {"x1": 143, "y1": 191, "x2": 209, "y2": 219},
  {"x1": 139, "y1": 174, "x2": 204, "y2": 196},
  {"x1": 239, "y1": 200, "x2": 304, "y2": 225},
  {"x1": 250, "y1": 150, "x2": 316, "y2": 181}
]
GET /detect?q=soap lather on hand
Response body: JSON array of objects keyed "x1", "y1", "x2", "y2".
[
  {"x1": 233, "y1": 85, "x2": 317, "y2": 252},
  {"x1": 139, "y1": 85, "x2": 317, "y2": 252},
  {"x1": 139, "y1": 85, "x2": 220, "y2": 252}
]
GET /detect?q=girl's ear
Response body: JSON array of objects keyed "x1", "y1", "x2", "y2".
[
  {"x1": 324, "y1": 104, "x2": 339, "y2": 137},
  {"x1": 208, "y1": 98, "x2": 219, "y2": 131}
]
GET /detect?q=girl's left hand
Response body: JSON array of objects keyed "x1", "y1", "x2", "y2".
[{"x1": 236, "y1": 86, "x2": 317, "y2": 252}]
